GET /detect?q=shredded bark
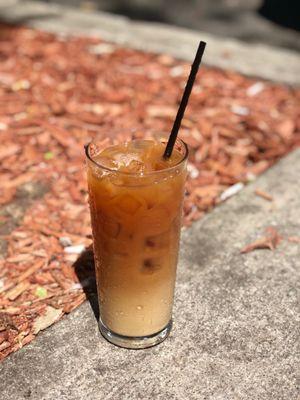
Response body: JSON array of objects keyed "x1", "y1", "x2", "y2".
[{"x1": 0, "y1": 23, "x2": 299, "y2": 360}]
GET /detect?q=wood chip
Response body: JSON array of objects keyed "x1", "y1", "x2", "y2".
[
  {"x1": 288, "y1": 236, "x2": 300, "y2": 243},
  {"x1": 51, "y1": 270, "x2": 72, "y2": 290},
  {"x1": 0, "y1": 341, "x2": 10, "y2": 351},
  {"x1": 0, "y1": 307, "x2": 21, "y2": 315},
  {"x1": 0, "y1": 144, "x2": 20, "y2": 161},
  {"x1": 5, "y1": 281, "x2": 30, "y2": 301},
  {"x1": 146, "y1": 105, "x2": 176, "y2": 119},
  {"x1": 220, "y1": 182, "x2": 244, "y2": 201},
  {"x1": 6, "y1": 254, "x2": 33, "y2": 263},
  {"x1": 63, "y1": 293, "x2": 86, "y2": 313},
  {"x1": 0, "y1": 260, "x2": 46, "y2": 294},
  {"x1": 254, "y1": 188, "x2": 273, "y2": 201},
  {"x1": 20, "y1": 333, "x2": 35, "y2": 347},
  {"x1": 1, "y1": 173, "x2": 35, "y2": 189}
]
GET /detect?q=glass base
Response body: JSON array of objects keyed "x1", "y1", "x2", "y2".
[{"x1": 99, "y1": 319, "x2": 172, "y2": 349}]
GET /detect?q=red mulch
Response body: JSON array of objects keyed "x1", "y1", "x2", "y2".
[{"x1": 0, "y1": 24, "x2": 299, "y2": 360}]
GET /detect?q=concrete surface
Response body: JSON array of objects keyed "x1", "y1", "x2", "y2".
[
  {"x1": 29, "y1": 0, "x2": 300, "y2": 52},
  {"x1": 1, "y1": 149, "x2": 299, "y2": 400},
  {"x1": 0, "y1": 0, "x2": 299, "y2": 85}
]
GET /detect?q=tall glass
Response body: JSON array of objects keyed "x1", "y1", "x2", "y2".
[{"x1": 85, "y1": 137, "x2": 188, "y2": 349}]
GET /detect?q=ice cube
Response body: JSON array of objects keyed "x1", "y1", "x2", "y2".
[
  {"x1": 110, "y1": 152, "x2": 145, "y2": 172},
  {"x1": 115, "y1": 194, "x2": 145, "y2": 215},
  {"x1": 141, "y1": 257, "x2": 162, "y2": 274},
  {"x1": 113, "y1": 153, "x2": 140, "y2": 166},
  {"x1": 102, "y1": 217, "x2": 120, "y2": 238},
  {"x1": 139, "y1": 208, "x2": 170, "y2": 235},
  {"x1": 130, "y1": 140, "x2": 154, "y2": 151},
  {"x1": 145, "y1": 230, "x2": 170, "y2": 250},
  {"x1": 95, "y1": 155, "x2": 117, "y2": 170},
  {"x1": 126, "y1": 159, "x2": 144, "y2": 173}
]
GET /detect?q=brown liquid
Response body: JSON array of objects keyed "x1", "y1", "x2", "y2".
[{"x1": 87, "y1": 139, "x2": 186, "y2": 337}]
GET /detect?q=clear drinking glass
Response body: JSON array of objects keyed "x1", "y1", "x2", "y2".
[{"x1": 85, "y1": 136, "x2": 188, "y2": 349}]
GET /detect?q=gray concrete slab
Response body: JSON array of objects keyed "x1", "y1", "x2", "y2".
[
  {"x1": 25, "y1": 0, "x2": 300, "y2": 53},
  {"x1": 0, "y1": 0, "x2": 299, "y2": 85},
  {"x1": 1, "y1": 149, "x2": 299, "y2": 400}
]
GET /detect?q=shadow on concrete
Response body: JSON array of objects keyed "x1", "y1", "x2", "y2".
[
  {"x1": 74, "y1": 245, "x2": 99, "y2": 321},
  {"x1": 2, "y1": 0, "x2": 300, "y2": 51},
  {"x1": 258, "y1": 0, "x2": 300, "y2": 31},
  {"x1": 107, "y1": 3, "x2": 167, "y2": 23}
]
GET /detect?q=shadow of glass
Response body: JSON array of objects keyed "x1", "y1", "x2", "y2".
[{"x1": 73, "y1": 245, "x2": 99, "y2": 321}]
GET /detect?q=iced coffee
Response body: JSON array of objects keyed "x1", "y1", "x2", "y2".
[{"x1": 86, "y1": 137, "x2": 188, "y2": 348}]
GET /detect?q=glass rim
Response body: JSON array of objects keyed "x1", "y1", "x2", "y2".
[{"x1": 85, "y1": 137, "x2": 189, "y2": 177}]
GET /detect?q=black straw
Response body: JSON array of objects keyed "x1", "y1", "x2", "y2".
[{"x1": 163, "y1": 40, "x2": 206, "y2": 159}]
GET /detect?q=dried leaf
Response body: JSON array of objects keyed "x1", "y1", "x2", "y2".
[
  {"x1": 241, "y1": 238, "x2": 272, "y2": 253},
  {"x1": 32, "y1": 306, "x2": 63, "y2": 334},
  {"x1": 241, "y1": 227, "x2": 282, "y2": 254},
  {"x1": 35, "y1": 286, "x2": 48, "y2": 298},
  {"x1": 44, "y1": 151, "x2": 54, "y2": 160}
]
